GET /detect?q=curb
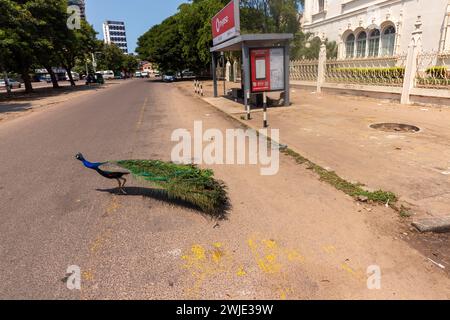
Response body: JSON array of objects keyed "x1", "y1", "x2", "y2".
[{"x1": 412, "y1": 217, "x2": 450, "y2": 233}]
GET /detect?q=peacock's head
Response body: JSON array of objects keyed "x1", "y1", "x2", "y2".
[{"x1": 75, "y1": 153, "x2": 84, "y2": 161}]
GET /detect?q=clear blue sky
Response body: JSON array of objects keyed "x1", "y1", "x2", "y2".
[{"x1": 85, "y1": 0, "x2": 187, "y2": 54}]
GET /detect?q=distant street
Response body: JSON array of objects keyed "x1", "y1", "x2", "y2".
[{"x1": 0, "y1": 79, "x2": 449, "y2": 299}]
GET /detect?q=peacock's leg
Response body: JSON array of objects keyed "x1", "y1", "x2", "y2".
[
  {"x1": 119, "y1": 177, "x2": 127, "y2": 195},
  {"x1": 116, "y1": 178, "x2": 123, "y2": 194}
]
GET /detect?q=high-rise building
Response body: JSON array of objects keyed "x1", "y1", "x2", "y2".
[
  {"x1": 103, "y1": 20, "x2": 129, "y2": 54},
  {"x1": 68, "y1": 0, "x2": 86, "y2": 20}
]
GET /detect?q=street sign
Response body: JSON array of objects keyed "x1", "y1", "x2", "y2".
[
  {"x1": 211, "y1": 0, "x2": 240, "y2": 46},
  {"x1": 250, "y1": 48, "x2": 285, "y2": 93}
]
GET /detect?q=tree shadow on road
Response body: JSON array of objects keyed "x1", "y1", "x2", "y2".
[
  {"x1": 0, "y1": 103, "x2": 32, "y2": 114},
  {"x1": 0, "y1": 83, "x2": 109, "y2": 103},
  {"x1": 96, "y1": 186, "x2": 230, "y2": 221}
]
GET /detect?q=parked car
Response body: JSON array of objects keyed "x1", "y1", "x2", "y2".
[
  {"x1": 85, "y1": 73, "x2": 105, "y2": 85},
  {"x1": 135, "y1": 71, "x2": 142, "y2": 78},
  {"x1": 163, "y1": 72, "x2": 176, "y2": 82},
  {"x1": 141, "y1": 71, "x2": 149, "y2": 78},
  {"x1": 65, "y1": 72, "x2": 80, "y2": 81},
  {"x1": 182, "y1": 70, "x2": 195, "y2": 78},
  {"x1": 0, "y1": 78, "x2": 21, "y2": 89},
  {"x1": 99, "y1": 70, "x2": 114, "y2": 80}
]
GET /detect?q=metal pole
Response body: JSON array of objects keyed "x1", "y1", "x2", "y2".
[
  {"x1": 283, "y1": 42, "x2": 290, "y2": 106},
  {"x1": 246, "y1": 90, "x2": 251, "y2": 120},
  {"x1": 91, "y1": 52, "x2": 97, "y2": 73},
  {"x1": 211, "y1": 53, "x2": 218, "y2": 97},
  {"x1": 263, "y1": 92, "x2": 268, "y2": 128},
  {"x1": 222, "y1": 53, "x2": 226, "y2": 96},
  {"x1": 242, "y1": 44, "x2": 251, "y2": 112}
]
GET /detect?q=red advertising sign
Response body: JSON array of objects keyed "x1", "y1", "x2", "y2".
[
  {"x1": 250, "y1": 49, "x2": 271, "y2": 92},
  {"x1": 211, "y1": 0, "x2": 240, "y2": 46},
  {"x1": 250, "y1": 47, "x2": 285, "y2": 93}
]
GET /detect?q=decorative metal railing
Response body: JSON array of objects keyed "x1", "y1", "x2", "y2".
[
  {"x1": 324, "y1": 55, "x2": 407, "y2": 86},
  {"x1": 290, "y1": 59, "x2": 319, "y2": 81},
  {"x1": 416, "y1": 51, "x2": 450, "y2": 89}
]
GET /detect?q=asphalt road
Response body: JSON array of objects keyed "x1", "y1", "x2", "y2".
[{"x1": 0, "y1": 79, "x2": 448, "y2": 299}]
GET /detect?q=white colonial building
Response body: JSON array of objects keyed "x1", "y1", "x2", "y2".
[{"x1": 302, "y1": 0, "x2": 450, "y2": 58}]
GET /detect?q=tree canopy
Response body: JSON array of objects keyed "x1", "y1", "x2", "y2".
[
  {"x1": 0, "y1": 0, "x2": 111, "y2": 92},
  {"x1": 136, "y1": 0, "x2": 335, "y2": 74}
]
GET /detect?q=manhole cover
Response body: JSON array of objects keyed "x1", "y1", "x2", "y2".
[{"x1": 370, "y1": 123, "x2": 420, "y2": 133}]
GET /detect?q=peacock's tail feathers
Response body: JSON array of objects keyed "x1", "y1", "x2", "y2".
[{"x1": 116, "y1": 160, "x2": 229, "y2": 216}]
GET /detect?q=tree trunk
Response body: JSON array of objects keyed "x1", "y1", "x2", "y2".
[
  {"x1": 3, "y1": 72, "x2": 11, "y2": 95},
  {"x1": 21, "y1": 68, "x2": 33, "y2": 93},
  {"x1": 45, "y1": 66, "x2": 59, "y2": 88},
  {"x1": 65, "y1": 67, "x2": 76, "y2": 86}
]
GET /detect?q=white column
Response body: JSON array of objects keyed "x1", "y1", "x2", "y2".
[
  {"x1": 401, "y1": 16, "x2": 422, "y2": 105},
  {"x1": 442, "y1": 3, "x2": 450, "y2": 52},
  {"x1": 303, "y1": 0, "x2": 314, "y2": 25},
  {"x1": 317, "y1": 34, "x2": 327, "y2": 93},
  {"x1": 232, "y1": 61, "x2": 238, "y2": 82},
  {"x1": 225, "y1": 61, "x2": 231, "y2": 82}
]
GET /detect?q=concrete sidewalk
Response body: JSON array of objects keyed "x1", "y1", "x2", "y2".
[{"x1": 177, "y1": 80, "x2": 450, "y2": 232}]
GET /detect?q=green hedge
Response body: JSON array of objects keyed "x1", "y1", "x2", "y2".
[
  {"x1": 425, "y1": 66, "x2": 448, "y2": 79},
  {"x1": 329, "y1": 67, "x2": 405, "y2": 79}
]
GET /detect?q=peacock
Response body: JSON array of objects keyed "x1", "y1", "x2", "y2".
[{"x1": 75, "y1": 153, "x2": 228, "y2": 216}]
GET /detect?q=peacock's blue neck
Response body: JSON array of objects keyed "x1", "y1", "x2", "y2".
[{"x1": 81, "y1": 158, "x2": 104, "y2": 170}]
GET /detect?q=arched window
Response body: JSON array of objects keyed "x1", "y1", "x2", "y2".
[
  {"x1": 356, "y1": 32, "x2": 367, "y2": 57},
  {"x1": 368, "y1": 29, "x2": 380, "y2": 57},
  {"x1": 381, "y1": 26, "x2": 396, "y2": 56},
  {"x1": 345, "y1": 34, "x2": 355, "y2": 58}
]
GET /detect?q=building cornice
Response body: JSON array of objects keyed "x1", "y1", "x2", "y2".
[{"x1": 303, "y1": 0, "x2": 407, "y2": 29}]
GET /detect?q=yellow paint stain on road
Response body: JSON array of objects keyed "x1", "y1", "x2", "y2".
[
  {"x1": 90, "y1": 236, "x2": 104, "y2": 253},
  {"x1": 237, "y1": 266, "x2": 247, "y2": 277},
  {"x1": 262, "y1": 239, "x2": 277, "y2": 249},
  {"x1": 247, "y1": 234, "x2": 301, "y2": 299},
  {"x1": 82, "y1": 270, "x2": 94, "y2": 281},
  {"x1": 181, "y1": 243, "x2": 233, "y2": 298},
  {"x1": 341, "y1": 262, "x2": 365, "y2": 282},
  {"x1": 212, "y1": 248, "x2": 224, "y2": 263},
  {"x1": 190, "y1": 244, "x2": 206, "y2": 260},
  {"x1": 322, "y1": 245, "x2": 336, "y2": 254},
  {"x1": 285, "y1": 249, "x2": 305, "y2": 263}
]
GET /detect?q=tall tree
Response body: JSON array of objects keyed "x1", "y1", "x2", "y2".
[
  {"x1": 136, "y1": 0, "x2": 308, "y2": 74},
  {"x1": 122, "y1": 54, "x2": 139, "y2": 76},
  {"x1": 97, "y1": 43, "x2": 125, "y2": 74},
  {"x1": 0, "y1": 0, "x2": 38, "y2": 93},
  {"x1": 57, "y1": 20, "x2": 98, "y2": 86},
  {"x1": 137, "y1": 15, "x2": 185, "y2": 73},
  {"x1": 27, "y1": 0, "x2": 68, "y2": 88}
]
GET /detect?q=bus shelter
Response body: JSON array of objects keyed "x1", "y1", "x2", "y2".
[{"x1": 210, "y1": 33, "x2": 293, "y2": 110}]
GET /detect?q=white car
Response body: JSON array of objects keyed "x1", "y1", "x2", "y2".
[
  {"x1": 0, "y1": 79, "x2": 21, "y2": 89},
  {"x1": 100, "y1": 70, "x2": 115, "y2": 80},
  {"x1": 65, "y1": 72, "x2": 80, "y2": 81}
]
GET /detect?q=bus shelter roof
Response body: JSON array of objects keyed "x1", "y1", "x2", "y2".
[{"x1": 210, "y1": 33, "x2": 293, "y2": 52}]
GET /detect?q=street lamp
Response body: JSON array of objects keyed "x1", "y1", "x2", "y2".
[{"x1": 91, "y1": 51, "x2": 103, "y2": 73}]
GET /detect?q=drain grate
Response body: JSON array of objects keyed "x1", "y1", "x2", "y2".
[{"x1": 370, "y1": 123, "x2": 420, "y2": 133}]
